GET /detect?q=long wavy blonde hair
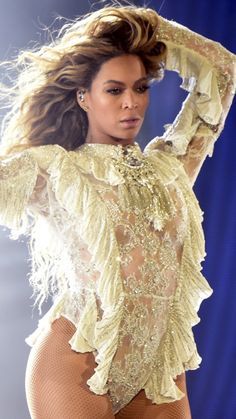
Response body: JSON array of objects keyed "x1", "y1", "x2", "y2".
[{"x1": 0, "y1": 4, "x2": 166, "y2": 155}]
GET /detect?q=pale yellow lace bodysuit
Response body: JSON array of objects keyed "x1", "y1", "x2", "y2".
[{"x1": 0, "y1": 14, "x2": 235, "y2": 415}]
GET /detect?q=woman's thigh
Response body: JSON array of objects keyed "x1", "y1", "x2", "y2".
[
  {"x1": 115, "y1": 373, "x2": 191, "y2": 419},
  {"x1": 25, "y1": 316, "x2": 115, "y2": 419}
]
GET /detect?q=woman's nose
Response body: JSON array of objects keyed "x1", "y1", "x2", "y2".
[{"x1": 121, "y1": 91, "x2": 138, "y2": 109}]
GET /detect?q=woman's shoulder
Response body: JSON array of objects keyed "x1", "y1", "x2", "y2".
[
  {"x1": 27, "y1": 143, "x2": 91, "y2": 175},
  {"x1": 0, "y1": 143, "x2": 67, "y2": 173},
  {"x1": 25, "y1": 143, "x2": 68, "y2": 171},
  {"x1": 0, "y1": 144, "x2": 81, "y2": 234},
  {"x1": 144, "y1": 140, "x2": 187, "y2": 186}
]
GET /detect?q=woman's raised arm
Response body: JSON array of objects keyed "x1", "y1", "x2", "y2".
[{"x1": 145, "y1": 14, "x2": 236, "y2": 186}]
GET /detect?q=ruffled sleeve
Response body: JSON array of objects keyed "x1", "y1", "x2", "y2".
[
  {"x1": 0, "y1": 144, "x2": 67, "y2": 237},
  {"x1": 145, "y1": 15, "x2": 236, "y2": 186},
  {"x1": 0, "y1": 149, "x2": 39, "y2": 236}
]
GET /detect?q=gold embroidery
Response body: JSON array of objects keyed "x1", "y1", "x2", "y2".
[{"x1": 81, "y1": 144, "x2": 187, "y2": 410}]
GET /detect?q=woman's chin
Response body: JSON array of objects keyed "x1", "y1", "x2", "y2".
[{"x1": 113, "y1": 137, "x2": 136, "y2": 146}]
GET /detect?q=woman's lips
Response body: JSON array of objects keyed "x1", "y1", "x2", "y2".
[{"x1": 120, "y1": 118, "x2": 141, "y2": 128}]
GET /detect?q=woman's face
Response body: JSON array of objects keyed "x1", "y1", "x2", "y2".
[{"x1": 78, "y1": 54, "x2": 150, "y2": 146}]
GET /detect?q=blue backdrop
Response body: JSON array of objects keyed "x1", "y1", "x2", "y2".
[{"x1": 0, "y1": 1, "x2": 235, "y2": 418}]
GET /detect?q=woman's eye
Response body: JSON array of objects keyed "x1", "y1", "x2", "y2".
[
  {"x1": 136, "y1": 85, "x2": 150, "y2": 93},
  {"x1": 106, "y1": 88, "x2": 122, "y2": 95},
  {"x1": 106, "y1": 85, "x2": 150, "y2": 95}
]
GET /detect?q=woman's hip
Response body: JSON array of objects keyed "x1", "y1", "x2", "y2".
[{"x1": 25, "y1": 316, "x2": 115, "y2": 418}]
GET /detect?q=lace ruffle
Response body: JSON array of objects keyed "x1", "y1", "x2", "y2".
[
  {"x1": 0, "y1": 151, "x2": 38, "y2": 237},
  {"x1": 146, "y1": 15, "x2": 236, "y2": 157},
  {"x1": 0, "y1": 144, "x2": 123, "y2": 394},
  {"x1": 144, "y1": 149, "x2": 213, "y2": 403}
]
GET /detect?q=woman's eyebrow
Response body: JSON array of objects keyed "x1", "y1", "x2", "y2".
[{"x1": 103, "y1": 77, "x2": 150, "y2": 86}]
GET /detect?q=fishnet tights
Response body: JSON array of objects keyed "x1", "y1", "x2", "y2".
[
  {"x1": 25, "y1": 316, "x2": 191, "y2": 419},
  {"x1": 115, "y1": 377, "x2": 191, "y2": 419}
]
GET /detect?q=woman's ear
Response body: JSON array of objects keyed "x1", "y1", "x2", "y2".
[{"x1": 76, "y1": 89, "x2": 89, "y2": 112}]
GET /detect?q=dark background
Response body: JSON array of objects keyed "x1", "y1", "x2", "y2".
[{"x1": 0, "y1": 1, "x2": 235, "y2": 418}]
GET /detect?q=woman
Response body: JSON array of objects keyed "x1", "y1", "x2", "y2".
[{"x1": 0, "y1": 4, "x2": 235, "y2": 419}]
